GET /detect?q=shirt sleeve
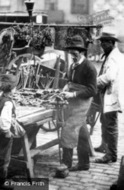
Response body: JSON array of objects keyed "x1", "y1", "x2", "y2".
[
  {"x1": 97, "y1": 57, "x2": 118, "y2": 88},
  {"x1": 1, "y1": 101, "x2": 13, "y2": 132}
]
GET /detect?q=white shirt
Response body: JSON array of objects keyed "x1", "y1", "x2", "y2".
[
  {"x1": 1, "y1": 101, "x2": 13, "y2": 132},
  {"x1": 97, "y1": 47, "x2": 124, "y2": 113}
]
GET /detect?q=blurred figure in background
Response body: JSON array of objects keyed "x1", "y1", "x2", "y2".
[{"x1": 95, "y1": 31, "x2": 124, "y2": 163}]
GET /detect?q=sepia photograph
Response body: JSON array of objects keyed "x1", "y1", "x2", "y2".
[{"x1": 0, "y1": 0, "x2": 124, "y2": 190}]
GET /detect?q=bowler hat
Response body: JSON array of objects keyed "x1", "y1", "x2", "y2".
[
  {"x1": 0, "y1": 74, "x2": 19, "y2": 91},
  {"x1": 98, "y1": 32, "x2": 119, "y2": 42},
  {"x1": 65, "y1": 35, "x2": 87, "y2": 51}
]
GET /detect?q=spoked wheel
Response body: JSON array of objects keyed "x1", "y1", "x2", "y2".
[
  {"x1": 40, "y1": 106, "x2": 64, "y2": 132},
  {"x1": 9, "y1": 51, "x2": 65, "y2": 132},
  {"x1": 9, "y1": 53, "x2": 57, "y2": 90},
  {"x1": 40, "y1": 119, "x2": 61, "y2": 132},
  {"x1": 86, "y1": 102, "x2": 101, "y2": 135}
]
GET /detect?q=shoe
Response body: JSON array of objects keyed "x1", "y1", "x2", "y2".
[
  {"x1": 54, "y1": 164, "x2": 69, "y2": 178},
  {"x1": 95, "y1": 155, "x2": 117, "y2": 164},
  {"x1": 69, "y1": 164, "x2": 89, "y2": 171},
  {"x1": 94, "y1": 146, "x2": 106, "y2": 153}
]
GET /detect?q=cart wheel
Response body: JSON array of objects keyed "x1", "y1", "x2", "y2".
[
  {"x1": 40, "y1": 120, "x2": 61, "y2": 132},
  {"x1": 8, "y1": 53, "x2": 56, "y2": 89},
  {"x1": 8, "y1": 53, "x2": 41, "y2": 72},
  {"x1": 117, "y1": 156, "x2": 124, "y2": 190},
  {"x1": 86, "y1": 102, "x2": 100, "y2": 135}
]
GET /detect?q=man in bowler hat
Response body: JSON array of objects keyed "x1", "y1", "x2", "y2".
[{"x1": 60, "y1": 35, "x2": 97, "y2": 171}]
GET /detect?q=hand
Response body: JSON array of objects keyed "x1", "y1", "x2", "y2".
[{"x1": 61, "y1": 91, "x2": 74, "y2": 99}]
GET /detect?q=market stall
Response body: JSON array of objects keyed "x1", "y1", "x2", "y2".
[
  {"x1": 0, "y1": 22, "x2": 102, "y2": 179},
  {"x1": 10, "y1": 92, "x2": 67, "y2": 179}
]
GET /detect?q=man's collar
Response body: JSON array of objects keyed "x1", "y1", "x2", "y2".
[
  {"x1": 77, "y1": 55, "x2": 85, "y2": 65},
  {"x1": 71, "y1": 55, "x2": 85, "y2": 70}
]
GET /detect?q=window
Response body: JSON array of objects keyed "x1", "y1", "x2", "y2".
[
  {"x1": 45, "y1": 0, "x2": 58, "y2": 10},
  {"x1": 71, "y1": 0, "x2": 89, "y2": 14}
]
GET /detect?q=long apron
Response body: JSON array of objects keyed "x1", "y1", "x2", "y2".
[{"x1": 61, "y1": 82, "x2": 92, "y2": 149}]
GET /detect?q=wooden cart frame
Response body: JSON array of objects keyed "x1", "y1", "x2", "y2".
[{"x1": 0, "y1": 22, "x2": 102, "y2": 180}]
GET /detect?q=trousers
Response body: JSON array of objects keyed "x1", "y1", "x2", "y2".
[
  {"x1": 0, "y1": 133, "x2": 13, "y2": 185},
  {"x1": 62, "y1": 124, "x2": 90, "y2": 168},
  {"x1": 101, "y1": 111, "x2": 118, "y2": 160}
]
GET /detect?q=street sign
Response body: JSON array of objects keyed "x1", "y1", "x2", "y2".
[
  {"x1": 77, "y1": 10, "x2": 114, "y2": 25},
  {"x1": 92, "y1": 10, "x2": 114, "y2": 25}
]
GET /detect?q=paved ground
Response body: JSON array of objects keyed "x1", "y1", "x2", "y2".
[
  {"x1": 33, "y1": 110, "x2": 124, "y2": 190},
  {"x1": 15, "y1": 61, "x2": 124, "y2": 190},
  {"x1": 32, "y1": 61, "x2": 124, "y2": 190}
]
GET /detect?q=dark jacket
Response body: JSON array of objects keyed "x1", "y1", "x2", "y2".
[{"x1": 69, "y1": 58, "x2": 97, "y2": 99}]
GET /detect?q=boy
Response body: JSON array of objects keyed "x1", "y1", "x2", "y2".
[{"x1": 0, "y1": 74, "x2": 19, "y2": 189}]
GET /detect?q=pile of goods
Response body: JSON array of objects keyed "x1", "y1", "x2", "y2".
[{"x1": 13, "y1": 88, "x2": 68, "y2": 107}]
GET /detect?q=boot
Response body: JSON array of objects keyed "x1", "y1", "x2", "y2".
[
  {"x1": 78, "y1": 148, "x2": 90, "y2": 170},
  {"x1": 70, "y1": 148, "x2": 90, "y2": 171},
  {"x1": 94, "y1": 140, "x2": 107, "y2": 153},
  {"x1": 62, "y1": 148, "x2": 73, "y2": 169},
  {"x1": 95, "y1": 154, "x2": 117, "y2": 164},
  {"x1": 70, "y1": 152, "x2": 89, "y2": 171}
]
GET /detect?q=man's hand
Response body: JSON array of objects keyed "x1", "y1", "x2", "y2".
[{"x1": 61, "y1": 92, "x2": 75, "y2": 99}]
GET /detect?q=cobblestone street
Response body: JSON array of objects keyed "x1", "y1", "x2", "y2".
[
  {"x1": 33, "y1": 62, "x2": 124, "y2": 190},
  {"x1": 34, "y1": 110, "x2": 124, "y2": 190},
  {"x1": 15, "y1": 62, "x2": 124, "y2": 190}
]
